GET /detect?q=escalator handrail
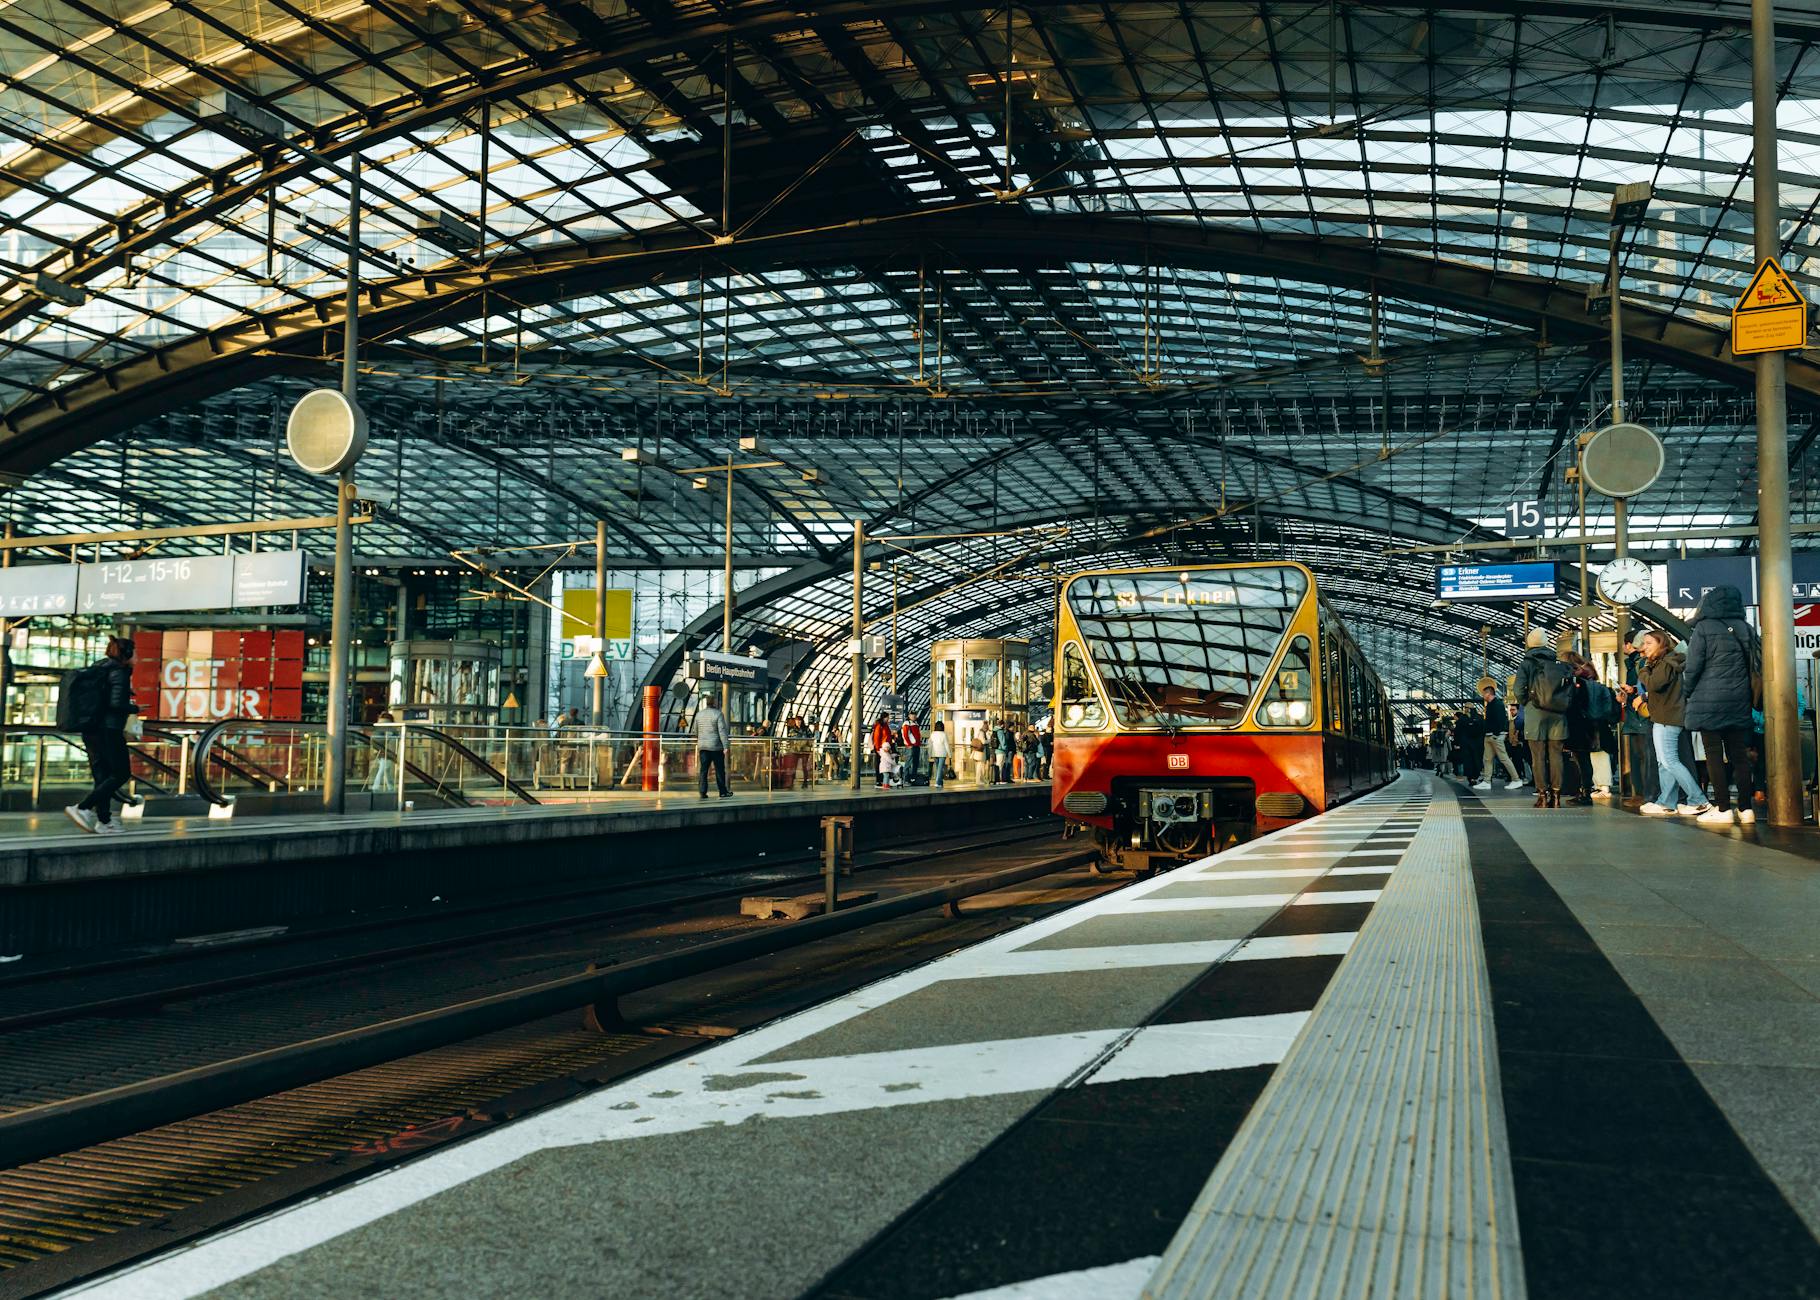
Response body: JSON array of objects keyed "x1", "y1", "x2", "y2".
[
  {"x1": 4, "y1": 723, "x2": 177, "y2": 796},
  {"x1": 190, "y1": 719, "x2": 536, "y2": 807}
]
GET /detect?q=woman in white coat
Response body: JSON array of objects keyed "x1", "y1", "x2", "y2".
[{"x1": 927, "y1": 720, "x2": 953, "y2": 788}]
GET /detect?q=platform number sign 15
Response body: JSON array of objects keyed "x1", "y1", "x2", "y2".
[{"x1": 1503, "y1": 500, "x2": 1545, "y2": 538}]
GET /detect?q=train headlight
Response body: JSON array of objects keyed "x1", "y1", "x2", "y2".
[
  {"x1": 1287, "y1": 700, "x2": 1309, "y2": 723},
  {"x1": 1263, "y1": 701, "x2": 1288, "y2": 723},
  {"x1": 1063, "y1": 704, "x2": 1085, "y2": 726}
]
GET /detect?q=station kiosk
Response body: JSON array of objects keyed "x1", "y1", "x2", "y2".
[{"x1": 929, "y1": 637, "x2": 1030, "y2": 782}]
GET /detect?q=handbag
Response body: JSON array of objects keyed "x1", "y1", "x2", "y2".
[
  {"x1": 1723, "y1": 624, "x2": 1764, "y2": 710},
  {"x1": 124, "y1": 714, "x2": 145, "y2": 741}
]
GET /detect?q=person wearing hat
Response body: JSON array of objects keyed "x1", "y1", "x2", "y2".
[
  {"x1": 1514, "y1": 628, "x2": 1571, "y2": 807},
  {"x1": 64, "y1": 635, "x2": 140, "y2": 835}
]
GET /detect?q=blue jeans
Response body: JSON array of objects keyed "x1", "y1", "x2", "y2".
[
  {"x1": 930, "y1": 756, "x2": 946, "y2": 788},
  {"x1": 1651, "y1": 724, "x2": 1703, "y2": 807}
]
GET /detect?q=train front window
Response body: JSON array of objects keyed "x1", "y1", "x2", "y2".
[
  {"x1": 1066, "y1": 568, "x2": 1309, "y2": 729},
  {"x1": 1255, "y1": 636, "x2": 1315, "y2": 728},
  {"x1": 1058, "y1": 642, "x2": 1106, "y2": 729}
]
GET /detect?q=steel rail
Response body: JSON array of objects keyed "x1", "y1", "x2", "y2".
[{"x1": 0, "y1": 845, "x2": 1094, "y2": 1170}]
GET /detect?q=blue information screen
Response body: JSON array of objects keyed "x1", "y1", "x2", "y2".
[{"x1": 1435, "y1": 562, "x2": 1558, "y2": 601}]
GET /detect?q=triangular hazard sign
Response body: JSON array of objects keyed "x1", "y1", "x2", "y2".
[{"x1": 1738, "y1": 256, "x2": 1807, "y2": 311}]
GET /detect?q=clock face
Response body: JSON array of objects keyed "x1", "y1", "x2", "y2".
[{"x1": 1598, "y1": 557, "x2": 1652, "y2": 606}]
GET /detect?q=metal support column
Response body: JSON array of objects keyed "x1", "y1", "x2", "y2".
[
  {"x1": 592, "y1": 519, "x2": 607, "y2": 724},
  {"x1": 1609, "y1": 228, "x2": 1632, "y2": 800},
  {"x1": 722, "y1": 452, "x2": 735, "y2": 711},
  {"x1": 1754, "y1": 0, "x2": 1802, "y2": 825},
  {"x1": 850, "y1": 519, "x2": 864, "y2": 789},
  {"x1": 324, "y1": 157, "x2": 360, "y2": 814}
]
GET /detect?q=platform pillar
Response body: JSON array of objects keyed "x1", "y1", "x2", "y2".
[
  {"x1": 642, "y1": 684, "x2": 660, "y2": 792},
  {"x1": 1753, "y1": 0, "x2": 1802, "y2": 826}
]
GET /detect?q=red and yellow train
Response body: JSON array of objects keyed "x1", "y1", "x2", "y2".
[{"x1": 1051, "y1": 561, "x2": 1395, "y2": 870}]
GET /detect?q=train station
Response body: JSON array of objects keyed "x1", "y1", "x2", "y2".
[{"x1": 2, "y1": 1, "x2": 1820, "y2": 1296}]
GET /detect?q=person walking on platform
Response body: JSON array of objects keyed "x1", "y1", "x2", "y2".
[
  {"x1": 1683, "y1": 583, "x2": 1761, "y2": 826},
  {"x1": 1472, "y1": 680, "x2": 1521, "y2": 790},
  {"x1": 1636, "y1": 629, "x2": 1709, "y2": 817},
  {"x1": 64, "y1": 635, "x2": 139, "y2": 836},
  {"x1": 1516, "y1": 629, "x2": 1572, "y2": 807},
  {"x1": 928, "y1": 719, "x2": 951, "y2": 788},
  {"x1": 694, "y1": 696, "x2": 731, "y2": 799},
  {"x1": 1038, "y1": 728, "x2": 1053, "y2": 781},
  {"x1": 901, "y1": 713, "x2": 924, "y2": 784}
]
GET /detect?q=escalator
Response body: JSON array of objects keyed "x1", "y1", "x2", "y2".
[{"x1": 191, "y1": 720, "x2": 540, "y2": 809}]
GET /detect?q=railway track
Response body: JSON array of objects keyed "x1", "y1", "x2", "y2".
[{"x1": 0, "y1": 823, "x2": 1115, "y2": 1297}]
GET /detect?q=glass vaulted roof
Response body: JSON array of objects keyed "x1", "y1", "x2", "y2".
[{"x1": 3, "y1": 0, "x2": 1820, "y2": 701}]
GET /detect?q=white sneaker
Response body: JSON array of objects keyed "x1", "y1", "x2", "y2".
[
  {"x1": 94, "y1": 820, "x2": 125, "y2": 835},
  {"x1": 1737, "y1": 808, "x2": 1757, "y2": 825},
  {"x1": 1472, "y1": 781, "x2": 1493, "y2": 791},
  {"x1": 63, "y1": 805, "x2": 98, "y2": 833},
  {"x1": 1696, "y1": 807, "x2": 1737, "y2": 826},
  {"x1": 1638, "y1": 802, "x2": 1674, "y2": 817},
  {"x1": 1676, "y1": 803, "x2": 1711, "y2": 816}
]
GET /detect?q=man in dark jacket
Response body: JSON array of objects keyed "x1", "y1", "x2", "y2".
[
  {"x1": 1515, "y1": 629, "x2": 1570, "y2": 807},
  {"x1": 1682, "y1": 584, "x2": 1759, "y2": 826},
  {"x1": 65, "y1": 636, "x2": 139, "y2": 835},
  {"x1": 1471, "y1": 681, "x2": 1521, "y2": 790}
]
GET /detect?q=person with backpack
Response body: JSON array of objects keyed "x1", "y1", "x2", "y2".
[
  {"x1": 1683, "y1": 583, "x2": 1761, "y2": 826},
  {"x1": 1516, "y1": 629, "x2": 1572, "y2": 807},
  {"x1": 63, "y1": 635, "x2": 140, "y2": 835}
]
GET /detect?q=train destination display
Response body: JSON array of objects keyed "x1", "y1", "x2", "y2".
[{"x1": 1435, "y1": 562, "x2": 1558, "y2": 601}]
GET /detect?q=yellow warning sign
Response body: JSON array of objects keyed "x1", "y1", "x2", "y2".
[
  {"x1": 1738, "y1": 257, "x2": 1806, "y2": 310},
  {"x1": 1732, "y1": 256, "x2": 1810, "y2": 356}
]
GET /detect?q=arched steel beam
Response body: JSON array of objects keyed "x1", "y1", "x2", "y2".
[{"x1": 8, "y1": 211, "x2": 1813, "y2": 477}]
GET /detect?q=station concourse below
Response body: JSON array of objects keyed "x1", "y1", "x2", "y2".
[{"x1": 27, "y1": 773, "x2": 1820, "y2": 1300}]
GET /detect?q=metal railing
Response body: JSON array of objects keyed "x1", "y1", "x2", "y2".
[{"x1": 407, "y1": 725, "x2": 836, "y2": 800}]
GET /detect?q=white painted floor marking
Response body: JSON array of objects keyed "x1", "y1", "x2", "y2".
[
  {"x1": 937, "y1": 1255, "x2": 1159, "y2": 1300},
  {"x1": 1088, "y1": 1012, "x2": 1311, "y2": 1084},
  {"x1": 982, "y1": 940, "x2": 1242, "y2": 976},
  {"x1": 1107, "y1": 889, "x2": 1382, "y2": 914},
  {"x1": 1229, "y1": 932, "x2": 1356, "y2": 960}
]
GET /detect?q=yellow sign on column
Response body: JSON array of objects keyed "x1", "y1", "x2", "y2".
[
  {"x1": 561, "y1": 587, "x2": 633, "y2": 639},
  {"x1": 1732, "y1": 256, "x2": 1810, "y2": 356}
]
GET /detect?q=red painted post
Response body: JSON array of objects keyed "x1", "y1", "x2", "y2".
[{"x1": 642, "y1": 684, "x2": 660, "y2": 791}]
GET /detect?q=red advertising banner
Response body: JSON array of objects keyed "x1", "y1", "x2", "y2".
[{"x1": 132, "y1": 629, "x2": 306, "y2": 721}]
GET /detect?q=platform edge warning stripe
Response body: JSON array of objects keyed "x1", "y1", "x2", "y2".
[{"x1": 1143, "y1": 777, "x2": 1526, "y2": 1300}]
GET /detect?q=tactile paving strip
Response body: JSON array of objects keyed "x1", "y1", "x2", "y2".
[{"x1": 1144, "y1": 781, "x2": 1526, "y2": 1299}]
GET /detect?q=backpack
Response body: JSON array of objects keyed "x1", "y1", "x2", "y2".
[
  {"x1": 1529, "y1": 660, "x2": 1574, "y2": 714},
  {"x1": 56, "y1": 664, "x2": 107, "y2": 730},
  {"x1": 1723, "y1": 623, "x2": 1764, "y2": 710},
  {"x1": 1585, "y1": 680, "x2": 1618, "y2": 724}
]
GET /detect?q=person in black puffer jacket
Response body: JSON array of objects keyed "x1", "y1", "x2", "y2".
[
  {"x1": 1682, "y1": 584, "x2": 1760, "y2": 826},
  {"x1": 65, "y1": 636, "x2": 139, "y2": 835}
]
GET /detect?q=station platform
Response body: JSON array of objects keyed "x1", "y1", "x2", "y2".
[
  {"x1": 0, "y1": 782, "x2": 1051, "y2": 956},
  {"x1": 47, "y1": 772, "x2": 1820, "y2": 1299}
]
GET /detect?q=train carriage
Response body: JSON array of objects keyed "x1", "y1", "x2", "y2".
[{"x1": 1051, "y1": 561, "x2": 1395, "y2": 870}]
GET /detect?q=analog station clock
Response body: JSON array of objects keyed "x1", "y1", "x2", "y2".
[{"x1": 1597, "y1": 556, "x2": 1652, "y2": 606}]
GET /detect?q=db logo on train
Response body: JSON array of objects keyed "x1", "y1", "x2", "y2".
[{"x1": 1167, "y1": 753, "x2": 1190, "y2": 770}]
